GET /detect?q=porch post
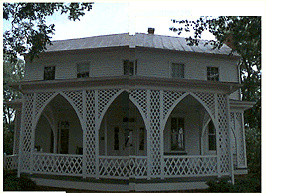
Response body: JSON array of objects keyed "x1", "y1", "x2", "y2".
[
  {"x1": 82, "y1": 90, "x2": 87, "y2": 178},
  {"x1": 146, "y1": 89, "x2": 151, "y2": 180},
  {"x1": 17, "y1": 96, "x2": 26, "y2": 177},
  {"x1": 215, "y1": 93, "x2": 221, "y2": 178},
  {"x1": 95, "y1": 90, "x2": 100, "y2": 179},
  {"x1": 29, "y1": 93, "x2": 37, "y2": 174},
  {"x1": 226, "y1": 95, "x2": 235, "y2": 184},
  {"x1": 13, "y1": 109, "x2": 21, "y2": 155},
  {"x1": 160, "y1": 90, "x2": 165, "y2": 179}
]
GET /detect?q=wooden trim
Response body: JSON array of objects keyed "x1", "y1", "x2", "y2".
[{"x1": 9, "y1": 76, "x2": 242, "y2": 95}]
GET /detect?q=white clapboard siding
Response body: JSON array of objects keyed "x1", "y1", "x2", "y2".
[{"x1": 24, "y1": 47, "x2": 239, "y2": 83}]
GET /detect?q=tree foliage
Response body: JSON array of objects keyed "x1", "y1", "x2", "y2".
[{"x1": 3, "y1": 2, "x2": 93, "y2": 62}]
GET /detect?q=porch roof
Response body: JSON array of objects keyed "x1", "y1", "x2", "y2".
[
  {"x1": 9, "y1": 75, "x2": 242, "y2": 94},
  {"x1": 229, "y1": 99, "x2": 256, "y2": 111}
]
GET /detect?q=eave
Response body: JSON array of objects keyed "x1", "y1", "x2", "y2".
[
  {"x1": 229, "y1": 99, "x2": 256, "y2": 111},
  {"x1": 9, "y1": 76, "x2": 242, "y2": 95}
]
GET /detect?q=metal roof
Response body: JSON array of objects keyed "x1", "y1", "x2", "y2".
[{"x1": 45, "y1": 33, "x2": 237, "y2": 56}]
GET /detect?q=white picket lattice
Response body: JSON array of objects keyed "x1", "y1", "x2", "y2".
[
  {"x1": 20, "y1": 93, "x2": 34, "y2": 172},
  {"x1": 235, "y1": 112, "x2": 247, "y2": 168},
  {"x1": 216, "y1": 94, "x2": 230, "y2": 174},
  {"x1": 32, "y1": 153, "x2": 83, "y2": 176},
  {"x1": 148, "y1": 90, "x2": 162, "y2": 177},
  {"x1": 4, "y1": 155, "x2": 19, "y2": 170},
  {"x1": 98, "y1": 156, "x2": 147, "y2": 179},
  {"x1": 129, "y1": 89, "x2": 148, "y2": 119},
  {"x1": 164, "y1": 155, "x2": 217, "y2": 177},
  {"x1": 162, "y1": 91, "x2": 185, "y2": 120},
  {"x1": 194, "y1": 92, "x2": 215, "y2": 118}
]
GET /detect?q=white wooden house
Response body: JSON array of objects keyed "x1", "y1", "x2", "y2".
[{"x1": 5, "y1": 28, "x2": 255, "y2": 191}]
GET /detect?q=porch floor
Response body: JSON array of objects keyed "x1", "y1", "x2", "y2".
[{"x1": 27, "y1": 173, "x2": 219, "y2": 192}]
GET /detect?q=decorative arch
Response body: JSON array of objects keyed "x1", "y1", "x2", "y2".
[
  {"x1": 96, "y1": 89, "x2": 147, "y2": 132},
  {"x1": 161, "y1": 92, "x2": 217, "y2": 132},
  {"x1": 32, "y1": 92, "x2": 85, "y2": 134}
]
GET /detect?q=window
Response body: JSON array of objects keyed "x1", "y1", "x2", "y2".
[
  {"x1": 207, "y1": 67, "x2": 219, "y2": 81},
  {"x1": 172, "y1": 63, "x2": 184, "y2": 78},
  {"x1": 139, "y1": 127, "x2": 145, "y2": 151},
  {"x1": 124, "y1": 60, "x2": 137, "y2": 76},
  {"x1": 171, "y1": 117, "x2": 184, "y2": 151},
  {"x1": 208, "y1": 121, "x2": 216, "y2": 151},
  {"x1": 77, "y1": 63, "x2": 90, "y2": 78},
  {"x1": 114, "y1": 127, "x2": 119, "y2": 150},
  {"x1": 44, "y1": 66, "x2": 55, "y2": 80}
]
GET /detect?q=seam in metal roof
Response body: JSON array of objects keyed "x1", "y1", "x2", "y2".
[{"x1": 45, "y1": 33, "x2": 238, "y2": 56}]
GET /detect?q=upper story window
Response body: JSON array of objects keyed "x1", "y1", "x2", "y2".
[
  {"x1": 208, "y1": 121, "x2": 216, "y2": 151},
  {"x1": 172, "y1": 63, "x2": 184, "y2": 78},
  {"x1": 44, "y1": 66, "x2": 55, "y2": 80},
  {"x1": 171, "y1": 117, "x2": 185, "y2": 151},
  {"x1": 124, "y1": 60, "x2": 137, "y2": 76},
  {"x1": 77, "y1": 63, "x2": 90, "y2": 78},
  {"x1": 207, "y1": 67, "x2": 219, "y2": 81}
]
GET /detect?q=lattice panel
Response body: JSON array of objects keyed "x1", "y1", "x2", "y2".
[
  {"x1": 133, "y1": 157, "x2": 147, "y2": 178},
  {"x1": 194, "y1": 92, "x2": 215, "y2": 117},
  {"x1": 149, "y1": 90, "x2": 162, "y2": 176},
  {"x1": 32, "y1": 154, "x2": 83, "y2": 175},
  {"x1": 217, "y1": 94, "x2": 230, "y2": 174},
  {"x1": 235, "y1": 112, "x2": 246, "y2": 167},
  {"x1": 164, "y1": 156, "x2": 217, "y2": 177},
  {"x1": 85, "y1": 90, "x2": 96, "y2": 176},
  {"x1": 162, "y1": 90, "x2": 185, "y2": 119},
  {"x1": 98, "y1": 156, "x2": 147, "y2": 179},
  {"x1": 130, "y1": 89, "x2": 148, "y2": 119},
  {"x1": 99, "y1": 156, "x2": 130, "y2": 178},
  {"x1": 97, "y1": 89, "x2": 121, "y2": 118},
  {"x1": 35, "y1": 92, "x2": 56, "y2": 119},
  {"x1": 4, "y1": 155, "x2": 19, "y2": 170},
  {"x1": 63, "y1": 91, "x2": 83, "y2": 119},
  {"x1": 20, "y1": 94, "x2": 34, "y2": 171}
]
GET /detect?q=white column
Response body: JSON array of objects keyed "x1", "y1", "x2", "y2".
[
  {"x1": 17, "y1": 96, "x2": 26, "y2": 177},
  {"x1": 146, "y1": 89, "x2": 151, "y2": 180},
  {"x1": 226, "y1": 95, "x2": 235, "y2": 184},
  {"x1": 160, "y1": 90, "x2": 165, "y2": 179},
  {"x1": 30, "y1": 93, "x2": 37, "y2": 174},
  {"x1": 95, "y1": 90, "x2": 100, "y2": 179},
  {"x1": 214, "y1": 93, "x2": 221, "y2": 178},
  {"x1": 82, "y1": 90, "x2": 87, "y2": 178}
]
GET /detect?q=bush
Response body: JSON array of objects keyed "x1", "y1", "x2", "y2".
[
  {"x1": 3, "y1": 173, "x2": 39, "y2": 191},
  {"x1": 206, "y1": 177, "x2": 261, "y2": 192}
]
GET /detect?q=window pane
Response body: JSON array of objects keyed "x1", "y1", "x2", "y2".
[
  {"x1": 44, "y1": 66, "x2": 55, "y2": 80},
  {"x1": 77, "y1": 63, "x2": 89, "y2": 78},
  {"x1": 172, "y1": 63, "x2": 184, "y2": 78},
  {"x1": 207, "y1": 67, "x2": 219, "y2": 81},
  {"x1": 114, "y1": 127, "x2": 119, "y2": 150},
  {"x1": 209, "y1": 135, "x2": 216, "y2": 150}
]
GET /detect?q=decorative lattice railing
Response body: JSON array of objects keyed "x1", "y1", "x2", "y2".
[
  {"x1": 164, "y1": 155, "x2": 218, "y2": 177},
  {"x1": 4, "y1": 155, "x2": 19, "y2": 171},
  {"x1": 32, "y1": 153, "x2": 83, "y2": 176},
  {"x1": 98, "y1": 156, "x2": 147, "y2": 179}
]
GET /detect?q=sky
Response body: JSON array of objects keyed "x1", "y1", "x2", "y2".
[{"x1": 2, "y1": 1, "x2": 265, "y2": 41}]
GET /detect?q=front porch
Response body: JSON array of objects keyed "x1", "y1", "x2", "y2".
[{"x1": 6, "y1": 76, "x2": 250, "y2": 190}]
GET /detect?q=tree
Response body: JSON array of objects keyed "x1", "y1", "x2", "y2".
[
  {"x1": 3, "y1": 3, "x2": 93, "y2": 62},
  {"x1": 3, "y1": 2, "x2": 93, "y2": 154},
  {"x1": 170, "y1": 16, "x2": 261, "y2": 180}
]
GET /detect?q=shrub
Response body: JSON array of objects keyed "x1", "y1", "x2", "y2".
[
  {"x1": 206, "y1": 176, "x2": 261, "y2": 192},
  {"x1": 3, "y1": 173, "x2": 39, "y2": 191}
]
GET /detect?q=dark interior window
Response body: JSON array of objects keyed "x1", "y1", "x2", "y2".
[{"x1": 44, "y1": 66, "x2": 55, "y2": 80}]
